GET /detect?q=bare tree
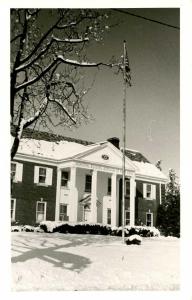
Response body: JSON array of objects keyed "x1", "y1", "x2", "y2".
[{"x1": 11, "y1": 9, "x2": 113, "y2": 159}]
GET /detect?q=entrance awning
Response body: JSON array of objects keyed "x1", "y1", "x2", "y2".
[{"x1": 79, "y1": 194, "x2": 101, "y2": 207}]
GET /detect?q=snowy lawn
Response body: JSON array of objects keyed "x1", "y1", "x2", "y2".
[{"x1": 11, "y1": 232, "x2": 179, "y2": 291}]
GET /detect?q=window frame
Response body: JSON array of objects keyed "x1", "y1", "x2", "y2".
[
  {"x1": 107, "y1": 208, "x2": 111, "y2": 225},
  {"x1": 11, "y1": 198, "x2": 16, "y2": 221},
  {"x1": 125, "y1": 209, "x2": 130, "y2": 225},
  {"x1": 36, "y1": 201, "x2": 47, "y2": 223},
  {"x1": 125, "y1": 179, "x2": 130, "y2": 197},
  {"x1": 144, "y1": 183, "x2": 156, "y2": 200},
  {"x1": 61, "y1": 171, "x2": 69, "y2": 188},
  {"x1": 11, "y1": 162, "x2": 17, "y2": 182},
  {"x1": 146, "y1": 184, "x2": 152, "y2": 199},
  {"x1": 38, "y1": 167, "x2": 47, "y2": 184},
  {"x1": 59, "y1": 204, "x2": 68, "y2": 221},
  {"x1": 85, "y1": 174, "x2": 92, "y2": 192},
  {"x1": 146, "y1": 212, "x2": 153, "y2": 227}
]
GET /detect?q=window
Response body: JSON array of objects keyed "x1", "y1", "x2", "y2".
[
  {"x1": 11, "y1": 198, "x2": 16, "y2": 221},
  {"x1": 146, "y1": 212, "x2": 153, "y2": 227},
  {"x1": 11, "y1": 163, "x2": 16, "y2": 181},
  {"x1": 125, "y1": 179, "x2": 130, "y2": 196},
  {"x1": 36, "y1": 201, "x2": 46, "y2": 222},
  {"x1": 146, "y1": 184, "x2": 152, "y2": 198},
  {"x1": 39, "y1": 167, "x2": 46, "y2": 184},
  {"x1": 34, "y1": 166, "x2": 53, "y2": 186},
  {"x1": 11, "y1": 162, "x2": 23, "y2": 182},
  {"x1": 143, "y1": 183, "x2": 156, "y2": 200},
  {"x1": 107, "y1": 177, "x2": 111, "y2": 195},
  {"x1": 85, "y1": 174, "x2": 92, "y2": 192},
  {"x1": 59, "y1": 204, "x2": 68, "y2": 221},
  {"x1": 125, "y1": 209, "x2": 130, "y2": 225},
  {"x1": 61, "y1": 171, "x2": 69, "y2": 187},
  {"x1": 107, "y1": 208, "x2": 111, "y2": 225}
]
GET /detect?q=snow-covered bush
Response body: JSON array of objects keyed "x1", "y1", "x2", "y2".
[
  {"x1": 125, "y1": 234, "x2": 142, "y2": 245},
  {"x1": 40, "y1": 221, "x2": 112, "y2": 235},
  {"x1": 11, "y1": 225, "x2": 43, "y2": 233},
  {"x1": 40, "y1": 221, "x2": 160, "y2": 237},
  {"x1": 11, "y1": 225, "x2": 22, "y2": 232}
]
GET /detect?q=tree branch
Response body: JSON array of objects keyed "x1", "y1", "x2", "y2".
[
  {"x1": 11, "y1": 33, "x2": 23, "y2": 43},
  {"x1": 19, "y1": 11, "x2": 68, "y2": 65},
  {"x1": 15, "y1": 36, "x2": 89, "y2": 73},
  {"x1": 15, "y1": 55, "x2": 112, "y2": 92},
  {"x1": 48, "y1": 98, "x2": 77, "y2": 124},
  {"x1": 23, "y1": 98, "x2": 49, "y2": 129}
]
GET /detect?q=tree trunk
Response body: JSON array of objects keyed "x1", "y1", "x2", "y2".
[{"x1": 11, "y1": 136, "x2": 20, "y2": 160}]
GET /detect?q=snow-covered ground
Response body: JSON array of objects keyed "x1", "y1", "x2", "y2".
[{"x1": 11, "y1": 232, "x2": 179, "y2": 291}]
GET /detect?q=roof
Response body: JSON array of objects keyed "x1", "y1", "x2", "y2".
[
  {"x1": 11, "y1": 127, "x2": 93, "y2": 146},
  {"x1": 12, "y1": 127, "x2": 150, "y2": 163},
  {"x1": 12, "y1": 128, "x2": 167, "y2": 180},
  {"x1": 133, "y1": 161, "x2": 167, "y2": 180},
  {"x1": 124, "y1": 149, "x2": 150, "y2": 163}
]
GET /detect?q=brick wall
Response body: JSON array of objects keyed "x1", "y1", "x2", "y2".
[
  {"x1": 135, "y1": 180, "x2": 165, "y2": 226},
  {"x1": 11, "y1": 159, "x2": 57, "y2": 225}
]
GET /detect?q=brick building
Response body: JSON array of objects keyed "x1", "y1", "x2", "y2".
[{"x1": 11, "y1": 129, "x2": 167, "y2": 226}]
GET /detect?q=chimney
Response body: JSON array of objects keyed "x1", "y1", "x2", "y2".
[{"x1": 107, "y1": 137, "x2": 120, "y2": 149}]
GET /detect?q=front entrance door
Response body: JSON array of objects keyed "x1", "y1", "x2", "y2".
[
  {"x1": 84, "y1": 204, "x2": 91, "y2": 222},
  {"x1": 119, "y1": 178, "x2": 130, "y2": 226}
]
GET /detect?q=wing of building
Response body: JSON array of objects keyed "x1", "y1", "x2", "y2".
[{"x1": 11, "y1": 129, "x2": 167, "y2": 227}]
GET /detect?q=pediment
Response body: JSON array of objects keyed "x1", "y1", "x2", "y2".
[{"x1": 72, "y1": 143, "x2": 137, "y2": 172}]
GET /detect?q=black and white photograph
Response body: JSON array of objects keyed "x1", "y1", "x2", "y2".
[{"x1": 1, "y1": 0, "x2": 192, "y2": 298}]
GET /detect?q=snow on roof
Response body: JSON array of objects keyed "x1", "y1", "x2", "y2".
[
  {"x1": 17, "y1": 138, "x2": 97, "y2": 160},
  {"x1": 133, "y1": 161, "x2": 167, "y2": 180},
  {"x1": 12, "y1": 128, "x2": 167, "y2": 180}
]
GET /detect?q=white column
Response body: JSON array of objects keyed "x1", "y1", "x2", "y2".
[
  {"x1": 55, "y1": 168, "x2": 61, "y2": 221},
  {"x1": 111, "y1": 173, "x2": 117, "y2": 227},
  {"x1": 130, "y1": 176, "x2": 136, "y2": 226},
  {"x1": 159, "y1": 182, "x2": 162, "y2": 204},
  {"x1": 69, "y1": 167, "x2": 78, "y2": 222},
  {"x1": 91, "y1": 170, "x2": 97, "y2": 223}
]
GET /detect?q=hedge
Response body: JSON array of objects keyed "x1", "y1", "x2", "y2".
[{"x1": 40, "y1": 221, "x2": 160, "y2": 237}]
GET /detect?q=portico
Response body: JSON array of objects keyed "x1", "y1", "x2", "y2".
[{"x1": 55, "y1": 158, "x2": 136, "y2": 227}]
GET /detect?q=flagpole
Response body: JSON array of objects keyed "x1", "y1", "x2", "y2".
[{"x1": 122, "y1": 40, "x2": 127, "y2": 244}]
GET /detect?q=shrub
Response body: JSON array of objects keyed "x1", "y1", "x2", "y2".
[
  {"x1": 40, "y1": 221, "x2": 160, "y2": 237},
  {"x1": 125, "y1": 234, "x2": 142, "y2": 245},
  {"x1": 11, "y1": 224, "x2": 43, "y2": 233}
]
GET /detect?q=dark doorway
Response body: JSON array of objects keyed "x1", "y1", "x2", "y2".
[{"x1": 119, "y1": 177, "x2": 130, "y2": 226}]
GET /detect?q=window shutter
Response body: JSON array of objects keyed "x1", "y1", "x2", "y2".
[
  {"x1": 152, "y1": 185, "x2": 156, "y2": 199},
  {"x1": 16, "y1": 163, "x2": 23, "y2": 182},
  {"x1": 34, "y1": 166, "x2": 39, "y2": 184},
  {"x1": 143, "y1": 183, "x2": 147, "y2": 198},
  {"x1": 46, "y1": 168, "x2": 53, "y2": 186}
]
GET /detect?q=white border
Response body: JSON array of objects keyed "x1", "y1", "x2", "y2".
[{"x1": 1, "y1": 1, "x2": 191, "y2": 300}]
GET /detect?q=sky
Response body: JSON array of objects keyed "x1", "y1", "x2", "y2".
[{"x1": 55, "y1": 8, "x2": 180, "y2": 177}]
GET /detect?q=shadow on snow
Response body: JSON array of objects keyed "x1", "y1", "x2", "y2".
[{"x1": 11, "y1": 234, "x2": 100, "y2": 272}]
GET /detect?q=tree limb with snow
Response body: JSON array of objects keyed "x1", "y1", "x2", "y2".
[{"x1": 11, "y1": 9, "x2": 113, "y2": 159}]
